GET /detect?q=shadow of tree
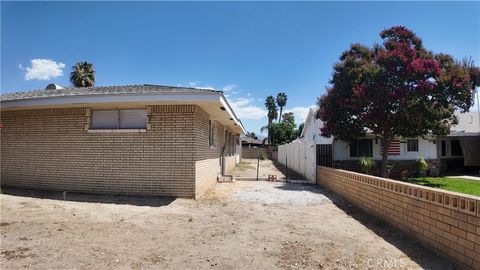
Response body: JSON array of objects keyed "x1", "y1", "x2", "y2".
[
  {"x1": 403, "y1": 178, "x2": 446, "y2": 188},
  {"x1": 315, "y1": 186, "x2": 456, "y2": 270},
  {"x1": 1, "y1": 187, "x2": 176, "y2": 207},
  {"x1": 269, "y1": 182, "x2": 455, "y2": 269},
  {"x1": 269, "y1": 159, "x2": 306, "y2": 180},
  {"x1": 273, "y1": 182, "x2": 323, "y2": 194}
]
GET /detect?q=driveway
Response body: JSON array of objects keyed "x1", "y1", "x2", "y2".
[{"x1": 0, "y1": 182, "x2": 454, "y2": 269}]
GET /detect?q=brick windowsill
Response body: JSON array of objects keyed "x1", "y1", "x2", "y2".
[{"x1": 87, "y1": 129, "x2": 147, "y2": 133}]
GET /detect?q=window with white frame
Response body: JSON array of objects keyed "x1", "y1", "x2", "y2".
[
  {"x1": 91, "y1": 109, "x2": 147, "y2": 129},
  {"x1": 407, "y1": 139, "x2": 419, "y2": 152},
  {"x1": 208, "y1": 120, "x2": 217, "y2": 147}
]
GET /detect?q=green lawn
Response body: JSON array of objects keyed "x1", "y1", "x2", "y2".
[{"x1": 404, "y1": 177, "x2": 480, "y2": 197}]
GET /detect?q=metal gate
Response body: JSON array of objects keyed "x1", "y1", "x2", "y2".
[{"x1": 316, "y1": 144, "x2": 332, "y2": 167}]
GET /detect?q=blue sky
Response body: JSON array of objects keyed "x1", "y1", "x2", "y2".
[{"x1": 2, "y1": 1, "x2": 479, "y2": 135}]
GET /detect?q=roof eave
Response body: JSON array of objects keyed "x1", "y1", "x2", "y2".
[{"x1": 1, "y1": 92, "x2": 245, "y2": 134}]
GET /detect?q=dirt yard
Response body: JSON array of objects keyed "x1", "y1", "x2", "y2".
[
  {"x1": 232, "y1": 158, "x2": 304, "y2": 181},
  {"x1": 0, "y1": 181, "x2": 455, "y2": 270}
]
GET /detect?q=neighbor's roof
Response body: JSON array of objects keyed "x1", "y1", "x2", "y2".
[
  {"x1": 449, "y1": 111, "x2": 480, "y2": 136},
  {"x1": 1, "y1": 84, "x2": 221, "y2": 101}
]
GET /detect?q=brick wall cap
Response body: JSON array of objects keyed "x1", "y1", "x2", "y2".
[{"x1": 318, "y1": 166, "x2": 480, "y2": 201}]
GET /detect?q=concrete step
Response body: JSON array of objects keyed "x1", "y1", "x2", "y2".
[{"x1": 218, "y1": 175, "x2": 234, "y2": 182}]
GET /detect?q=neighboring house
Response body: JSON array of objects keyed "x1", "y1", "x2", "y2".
[
  {"x1": 281, "y1": 108, "x2": 479, "y2": 179},
  {"x1": 439, "y1": 111, "x2": 480, "y2": 174},
  {"x1": 0, "y1": 84, "x2": 245, "y2": 198},
  {"x1": 240, "y1": 135, "x2": 271, "y2": 159},
  {"x1": 299, "y1": 108, "x2": 333, "y2": 145},
  {"x1": 241, "y1": 135, "x2": 267, "y2": 148}
]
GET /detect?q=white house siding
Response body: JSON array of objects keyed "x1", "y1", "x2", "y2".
[
  {"x1": 333, "y1": 138, "x2": 437, "y2": 161},
  {"x1": 301, "y1": 109, "x2": 333, "y2": 145}
]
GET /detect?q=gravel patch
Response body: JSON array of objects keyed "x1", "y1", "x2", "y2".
[{"x1": 232, "y1": 181, "x2": 332, "y2": 206}]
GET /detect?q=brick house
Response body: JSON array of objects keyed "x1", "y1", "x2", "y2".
[{"x1": 0, "y1": 84, "x2": 245, "y2": 198}]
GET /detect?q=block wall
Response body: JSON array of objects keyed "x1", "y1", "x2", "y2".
[{"x1": 317, "y1": 166, "x2": 480, "y2": 269}]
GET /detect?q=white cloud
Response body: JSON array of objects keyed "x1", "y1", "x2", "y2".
[
  {"x1": 186, "y1": 81, "x2": 215, "y2": 90},
  {"x1": 23, "y1": 59, "x2": 65, "y2": 80},
  {"x1": 222, "y1": 84, "x2": 237, "y2": 92},
  {"x1": 228, "y1": 97, "x2": 267, "y2": 120},
  {"x1": 18, "y1": 63, "x2": 24, "y2": 70},
  {"x1": 195, "y1": 85, "x2": 215, "y2": 90},
  {"x1": 284, "y1": 105, "x2": 317, "y2": 124},
  {"x1": 183, "y1": 82, "x2": 240, "y2": 92}
]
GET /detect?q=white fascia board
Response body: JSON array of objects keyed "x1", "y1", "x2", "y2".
[
  {"x1": 2, "y1": 93, "x2": 246, "y2": 134},
  {"x1": 1, "y1": 94, "x2": 220, "y2": 109},
  {"x1": 219, "y1": 95, "x2": 246, "y2": 134}
]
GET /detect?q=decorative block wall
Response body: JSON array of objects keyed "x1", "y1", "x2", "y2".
[{"x1": 317, "y1": 166, "x2": 480, "y2": 269}]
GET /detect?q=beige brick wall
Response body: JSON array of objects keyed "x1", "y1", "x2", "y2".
[
  {"x1": 1, "y1": 105, "x2": 240, "y2": 198},
  {"x1": 193, "y1": 107, "x2": 240, "y2": 198},
  {"x1": 242, "y1": 147, "x2": 267, "y2": 159},
  {"x1": 317, "y1": 166, "x2": 480, "y2": 269},
  {"x1": 195, "y1": 158, "x2": 221, "y2": 198},
  {"x1": 223, "y1": 155, "x2": 236, "y2": 175}
]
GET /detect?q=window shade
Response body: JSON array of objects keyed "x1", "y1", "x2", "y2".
[
  {"x1": 119, "y1": 109, "x2": 147, "y2": 129},
  {"x1": 91, "y1": 110, "x2": 119, "y2": 129}
]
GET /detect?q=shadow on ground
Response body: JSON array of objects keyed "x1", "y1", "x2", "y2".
[
  {"x1": 316, "y1": 186, "x2": 456, "y2": 269},
  {"x1": 404, "y1": 178, "x2": 446, "y2": 188},
  {"x1": 270, "y1": 159, "x2": 306, "y2": 180},
  {"x1": 273, "y1": 182, "x2": 324, "y2": 194},
  {"x1": 1, "y1": 187, "x2": 176, "y2": 207}
]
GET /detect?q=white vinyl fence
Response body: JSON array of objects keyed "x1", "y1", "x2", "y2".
[{"x1": 278, "y1": 140, "x2": 316, "y2": 183}]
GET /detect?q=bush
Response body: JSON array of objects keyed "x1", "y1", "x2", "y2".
[
  {"x1": 359, "y1": 156, "x2": 375, "y2": 174},
  {"x1": 386, "y1": 162, "x2": 394, "y2": 174},
  {"x1": 258, "y1": 152, "x2": 267, "y2": 160},
  {"x1": 417, "y1": 156, "x2": 429, "y2": 174}
]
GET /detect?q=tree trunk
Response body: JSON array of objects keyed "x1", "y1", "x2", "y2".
[
  {"x1": 380, "y1": 137, "x2": 392, "y2": 178},
  {"x1": 268, "y1": 118, "x2": 272, "y2": 146},
  {"x1": 279, "y1": 108, "x2": 283, "y2": 122}
]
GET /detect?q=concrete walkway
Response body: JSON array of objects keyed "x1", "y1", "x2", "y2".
[{"x1": 447, "y1": 175, "x2": 480, "y2": 181}]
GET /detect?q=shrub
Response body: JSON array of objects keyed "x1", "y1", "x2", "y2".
[
  {"x1": 386, "y1": 162, "x2": 394, "y2": 174},
  {"x1": 258, "y1": 152, "x2": 267, "y2": 160},
  {"x1": 417, "y1": 156, "x2": 429, "y2": 174},
  {"x1": 359, "y1": 156, "x2": 375, "y2": 174}
]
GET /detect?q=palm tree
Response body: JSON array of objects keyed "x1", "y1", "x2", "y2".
[
  {"x1": 276, "y1": 92, "x2": 287, "y2": 122},
  {"x1": 70, "y1": 62, "x2": 95, "y2": 87},
  {"x1": 264, "y1": 96, "x2": 278, "y2": 146},
  {"x1": 245, "y1": 131, "x2": 257, "y2": 144}
]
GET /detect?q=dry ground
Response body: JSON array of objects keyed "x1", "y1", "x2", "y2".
[
  {"x1": 232, "y1": 158, "x2": 304, "y2": 181},
  {"x1": 0, "y1": 181, "x2": 455, "y2": 270}
]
